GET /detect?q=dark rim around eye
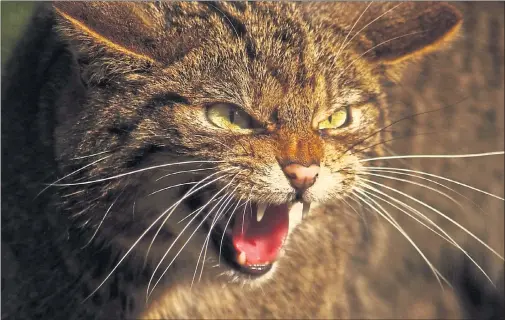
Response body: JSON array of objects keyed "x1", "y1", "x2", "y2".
[
  {"x1": 318, "y1": 106, "x2": 352, "y2": 132},
  {"x1": 207, "y1": 102, "x2": 264, "y2": 131}
]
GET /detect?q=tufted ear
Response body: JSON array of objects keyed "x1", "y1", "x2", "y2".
[
  {"x1": 356, "y1": 2, "x2": 462, "y2": 64},
  {"x1": 52, "y1": 2, "x2": 169, "y2": 65}
]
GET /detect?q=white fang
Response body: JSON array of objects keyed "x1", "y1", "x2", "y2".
[{"x1": 257, "y1": 203, "x2": 267, "y2": 222}]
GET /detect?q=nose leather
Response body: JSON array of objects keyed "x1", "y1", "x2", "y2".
[{"x1": 282, "y1": 163, "x2": 320, "y2": 190}]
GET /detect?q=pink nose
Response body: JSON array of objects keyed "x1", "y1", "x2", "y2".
[{"x1": 282, "y1": 164, "x2": 320, "y2": 190}]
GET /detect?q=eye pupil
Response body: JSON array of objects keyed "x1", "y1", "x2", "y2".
[
  {"x1": 328, "y1": 115, "x2": 333, "y2": 123},
  {"x1": 229, "y1": 109, "x2": 235, "y2": 123}
]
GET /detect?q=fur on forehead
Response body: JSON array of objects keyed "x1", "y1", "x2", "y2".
[{"x1": 53, "y1": 1, "x2": 462, "y2": 100}]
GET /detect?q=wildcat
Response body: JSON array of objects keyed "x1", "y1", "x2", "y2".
[{"x1": 2, "y1": 1, "x2": 503, "y2": 319}]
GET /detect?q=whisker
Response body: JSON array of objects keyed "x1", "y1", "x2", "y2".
[
  {"x1": 81, "y1": 187, "x2": 126, "y2": 249},
  {"x1": 144, "y1": 169, "x2": 234, "y2": 263},
  {"x1": 341, "y1": 197, "x2": 369, "y2": 229},
  {"x1": 358, "y1": 171, "x2": 470, "y2": 215},
  {"x1": 359, "y1": 178, "x2": 504, "y2": 261},
  {"x1": 177, "y1": 197, "x2": 223, "y2": 224},
  {"x1": 219, "y1": 197, "x2": 243, "y2": 265},
  {"x1": 357, "y1": 181, "x2": 496, "y2": 286},
  {"x1": 357, "y1": 184, "x2": 450, "y2": 241},
  {"x1": 192, "y1": 191, "x2": 234, "y2": 288},
  {"x1": 334, "y1": 2, "x2": 374, "y2": 61},
  {"x1": 193, "y1": 134, "x2": 234, "y2": 152},
  {"x1": 360, "y1": 168, "x2": 489, "y2": 215},
  {"x1": 360, "y1": 151, "x2": 504, "y2": 163},
  {"x1": 361, "y1": 166, "x2": 504, "y2": 201},
  {"x1": 61, "y1": 190, "x2": 86, "y2": 198},
  {"x1": 155, "y1": 167, "x2": 215, "y2": 182},
  {"x1": 196, "y1": 188, "x2": 239, "y2": 286},
  {"x1": 353, "y1": 188, "x2": 449, "y2": 287},
  {"x1": 147, "y1": 173, "x2": 241, "y2": 299},
  {"x1": 36, "y1": 155, "x2": 112, "y2": 197},
  {"x1": 69, "y1": 150, "x2": 112, "y2": 160},
  {"x1": 147, "y1": 182, "x2": 199, "y2": 197},
  {"x1": 81, "y1": 169, "x2": 232, "y2": 303},
  {"x1": 351, "y1": 130, "x2": 446, "y2": 155},
  {"x1": 337, "y1": 30, "x2": 426, "y2": 78},
  {"x1": 49, "y1": 160, "x2": 226, "y2": 186},
  {"x1": 383, "y1": 146, "x2": 415, "y2": 168},
  {"x1": 339, "y1": 96, "x2": 470, "y2": 160},
  {"x1": 338, "y1": 3, "x2": 403, "y2": 56},
  {"x1": 242, "y1": 187, "x2": 254, "y2": 235}
]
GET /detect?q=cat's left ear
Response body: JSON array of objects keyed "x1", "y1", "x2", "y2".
[
  {"x1": 52, "y1": 2, "x2": 165, "y2": 66},
  {"x1": 359, "y1": 2, "x2": 462, "y2": 65}
]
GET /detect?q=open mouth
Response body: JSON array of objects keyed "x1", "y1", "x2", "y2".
[{"x1": 208, "y1": 200, "x2": 311, "y2": 277}]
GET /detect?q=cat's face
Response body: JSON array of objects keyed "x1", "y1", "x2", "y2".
[{"x1": 52, "y1": 2, "x2": 461, "y2": 282}]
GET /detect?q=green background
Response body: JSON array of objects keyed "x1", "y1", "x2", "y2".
[{"x1": 1, "y1": 1, "x2": 36, "y2": 68}]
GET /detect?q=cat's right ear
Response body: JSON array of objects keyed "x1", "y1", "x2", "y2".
[{"x1": 52, "y1": 2, "x2": 165, "y2": 67}]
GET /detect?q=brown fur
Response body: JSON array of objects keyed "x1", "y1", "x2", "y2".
[{"x1": 2, "y1": 2, "x2": 502, "y2": 319}]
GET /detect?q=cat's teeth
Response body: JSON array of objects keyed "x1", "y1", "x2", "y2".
[
  {"x1": 257, "y1": 203, "x2": 267, "y2": 222},
  {"x1": 288, "y1": 203, "x2": 303, "y2": 233},
  {"x1": 237, "y1": 252, "x2": 247, "y2": 265},
  {"x1": 302, "y1": 202, "x2": 311, "y2": 219}
]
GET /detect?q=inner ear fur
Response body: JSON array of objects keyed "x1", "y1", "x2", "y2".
[
  {"x1": 53, "y1": 2, "x2": 166, "y2": 65},
  {"x1": 358, "y1": 2, "x2": 463, "y2": 64}
]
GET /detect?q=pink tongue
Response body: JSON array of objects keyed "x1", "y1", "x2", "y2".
[{"x1": 231, "y1": 204, "x2": 289, "y2": 265}]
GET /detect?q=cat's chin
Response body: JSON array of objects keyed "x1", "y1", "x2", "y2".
[{"x1": 205, "y1": 199, "x2": 312, "y2": 278}]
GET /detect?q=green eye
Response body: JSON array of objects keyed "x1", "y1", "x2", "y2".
[
  {"x1": 318, "y1": 108, "x2": 349, "y2": 130},
  {"x1": 207, "y1": 103, "x2": 255, "y2": 132}
]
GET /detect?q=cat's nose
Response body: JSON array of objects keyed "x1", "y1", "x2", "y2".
[{"x1": 282, "y1": 164, "x2": 320, "y2": 190}]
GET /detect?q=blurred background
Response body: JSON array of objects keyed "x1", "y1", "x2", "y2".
[
  {"x1": 1, "y1": 2, "x2": 36, "y2": 68},
  {"x1": 1, "y1": 2, "x2": 503, "y2": 319}
]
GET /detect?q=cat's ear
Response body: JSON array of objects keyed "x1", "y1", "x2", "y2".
[
  {"x1": 358, "y1": 2, "x2": 462, "y2": 65},
  {"x1": 52, "y1": 2, "x2": 166, "y2": 66}
]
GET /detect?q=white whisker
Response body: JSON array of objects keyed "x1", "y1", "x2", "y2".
[
  {"x1": 219, "y1": 197, "x2": 243, "y2": 265},
  {"x1": 334, "y1": 2, "x2": 374, "y2": 61},
  {"x1": 360, "y1": 151, "x2": 504, "y2": 163},
  {"x1": 81, "y1": 169, "x2": 232, "y2": 303},
  {"x1": 144, "y1": 169, "x2": 234, "y2": 263},
  {"x1": 193, "y1": 134, "x2": 235, "y2": 152},
  {"x1": 361, "y1": 166, "x2": 504, "y2": 201},
  {"x1": 81, "y1": 187, "x2": 126, "y2": 249},
  {"x1": 360, "y1": 168, "x2": 489, "y2": 215},
  {"x1": 358, "y1": 171, "x2": 470, "y2": 215},
  {"x1": 49, "y1": 160, "x2": 226, "y2": 186},
  {"x1": 337, "y1": 30, "x2": 426, "y2": 78},
  {"x1": 192, "y1": 191, "x2": 233, "y2": 288},
  {"x1": 155, "y1": 167, "x2": 215, "y2": 182},
  {"x1": 359, "y1": 177, "x2": 504, "y2": 261},
  {"x1": 338, "y1": 3, "x2": 403, "y2": 55},
  {"x1": 353, "y1": 188, "x2": 449, "y2": 287},
  {"x1": 37, "y1": 155, "x2": 112, "y2": 197},
  {"x1": 177, "y1": 197, "x2": 223, "y2": 224},
  {"x1": 69, "y1": 150, "x2": 111, "y2": 160},
  {"x1": 147, "y1": 182, "x2": 199, "y2": 197},
  {"x1": 341, "y1": 197, "x2": 369, "y2": 229},
  {"x1": 147, "y1": 173, "x2": 241, "y2": 299},
  {"x1": 357, "y1": 181, "x2": 496, "y2": 286},
  {"x1": 196, "y1": 188, "x2": 239, "y2": 286},
  {"x1": 242, "y1": 187, "x2": 254, "y2": 235}
]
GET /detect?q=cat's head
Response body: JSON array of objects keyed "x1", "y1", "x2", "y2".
[{"x1": 51, "y1": 2, "x2": 461, "y2": 281}]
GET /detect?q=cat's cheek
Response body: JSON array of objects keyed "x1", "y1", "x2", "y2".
[{"x1": 306, "y1": 165, "x2": 347, "y2": 203}]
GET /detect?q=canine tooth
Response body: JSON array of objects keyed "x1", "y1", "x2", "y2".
[
  {"x1": 302, "y1": 202, "x2": 311, "y2": 219},
  {"x1": 288, "y1": 203, "x2": 303, "y2": 233},
  {"x1": 237, "y1": 252, "x2": 247, "y2": 265},
  {"x1": 257, "y1": 203, "x2": 267, "y2": 222}
]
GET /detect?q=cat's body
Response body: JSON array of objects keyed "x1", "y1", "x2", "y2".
[{"x1": 1, "y1": 2, "x2": 503, "y2": 319}]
